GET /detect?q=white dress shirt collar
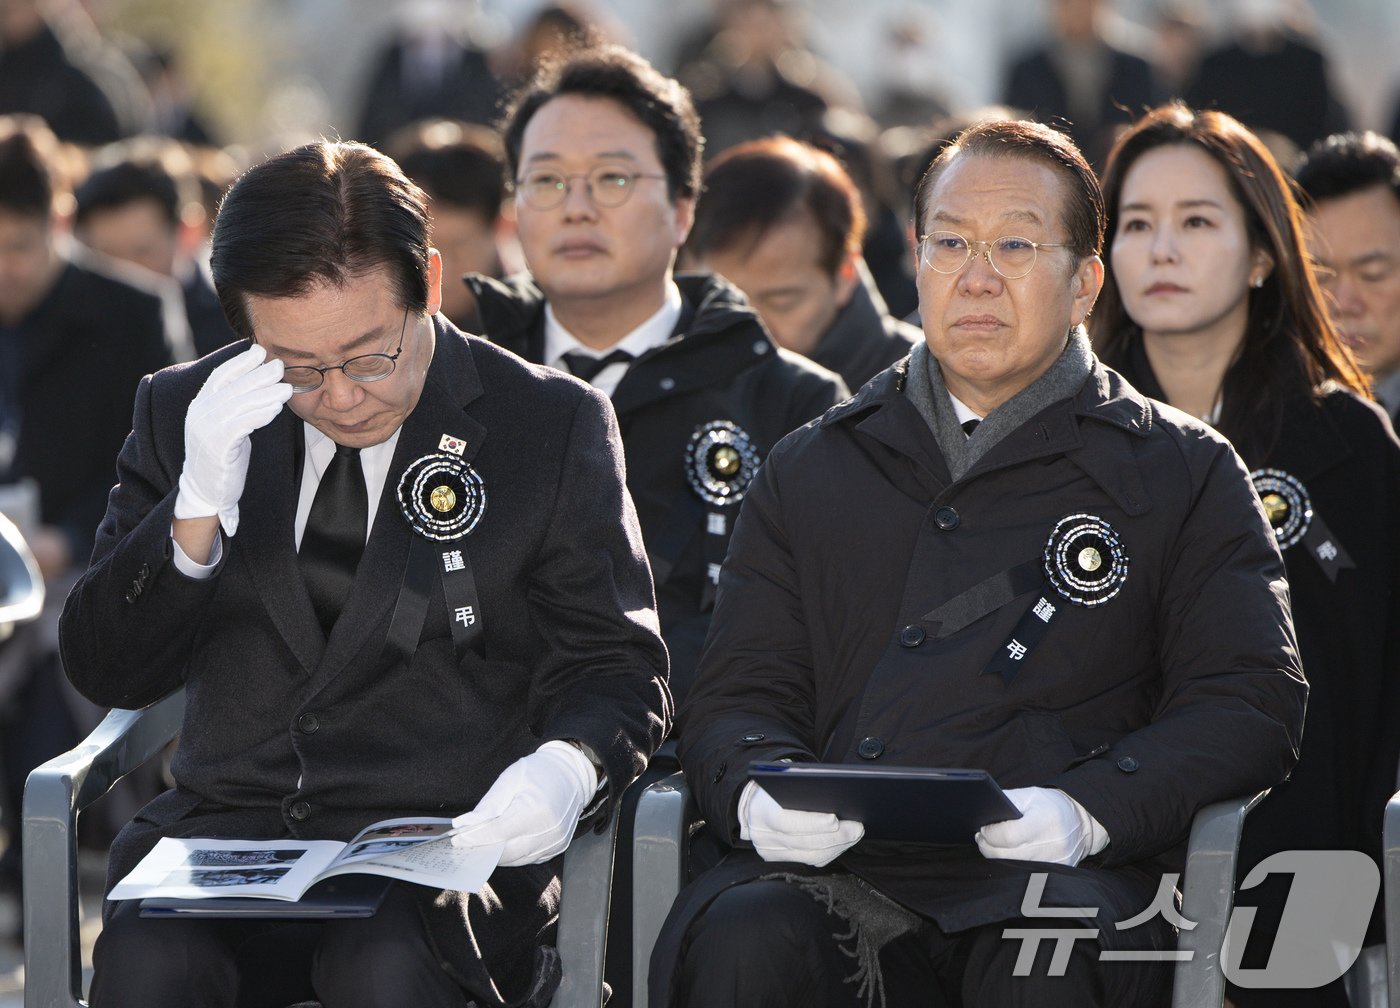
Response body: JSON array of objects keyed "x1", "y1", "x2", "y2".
[{"x1": 543, "y1": 281, "x2": 683, "y2": 398}]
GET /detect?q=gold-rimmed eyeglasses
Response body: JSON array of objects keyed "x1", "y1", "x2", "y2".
[
  {"x1": 513, "y1": 165, "x2": 668, "y2": 211},
  {"x1": 918, "y1": 231, "x2": 1073, "y2": 280},
  {"x1": 279, "y1": 311, "x2": 410, "y2": 394}
]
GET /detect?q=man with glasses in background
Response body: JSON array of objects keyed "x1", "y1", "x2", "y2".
[
  {"x1": 59, "y1": 139, "x2": 670, "y2": 1007},
  {"x1": 466, "y1": 44, "x2": 846, "y2": 708},
  {"x1": 651, "y1": 119, "x2": 1305, "y2": 1008}
]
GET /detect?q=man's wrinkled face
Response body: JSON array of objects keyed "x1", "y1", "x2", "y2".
[
  {"x1": 1307, "y1": 184, "x2": 1400, "y2": 378},
  {"x1": 251, "y1": 258, "x2": 441, "y2": 449}
]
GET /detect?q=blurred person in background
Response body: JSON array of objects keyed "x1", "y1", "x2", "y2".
[
  {"x1": 677, "y1": 0, "x2": 860, "y2": 160},
  {"x1": 1092, "y1": 103, "x2": 1400, "y2": 1007},
  {"x1": 1003, "y1": 0, "x2": 1162, "y2": 168},
  {"x1": 389, "y1": 119, "x2": 513, "y2": 334},
  {"x1": 73, "y1": 137, "x2": 236, "y2": 358},
  {"x1": 684, "y1": 134, "x2": 917, "y2": 390},
  {"x1": 0, "y1": 0, "x2": 149, "y2": 146},
  {"x1": 354, "y1": 0, "x2": 502, "y2": 150},
  {"x1": 1295, "y1": 131, "x2": 1400, "y2": 428},
  {"x1": 0, "y1": 115, "x2": 171, "y2": 893},
  {"x1": 1146, "y1": 0, "x2": 1208, "y2": 98},
  {"x1": 130, "y1": 40, "x2": 219, "y2": 146},
  {"x1": 1185, "y1": 0, "x2": 1349, "y2": 155}
]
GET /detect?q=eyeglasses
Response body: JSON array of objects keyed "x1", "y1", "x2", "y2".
[
  {"x1": 918, "y1": 231, "x2": 1073, "y2": 280},
  {"x1": 279, "y1": 312, "x2": 409, "y2": 394},
  {"x1": 513, "y1": 165, "x2": 668, "y2": 211}
]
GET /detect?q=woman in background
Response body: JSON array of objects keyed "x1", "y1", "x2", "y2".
[{"x1": 1092, "y1": 102, "x2": 1400, "y2": 1008}]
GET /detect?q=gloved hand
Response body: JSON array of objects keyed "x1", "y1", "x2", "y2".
[
  {"x1": 738, "y1": 780, "x2": 865, "y2": 867},
  {"x1": 975, "y1": 786, "x2": 1109, "y2": 867},
  {"x1": 175, "y1": 345, "x2": 292, "y2": 535},
  {"x1": 450, "y1": 741, "x2": 598, "y2": 866}
]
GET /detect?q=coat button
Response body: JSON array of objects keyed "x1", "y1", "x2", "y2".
[
  {"x1": 857, "y1": 737, "x2": 884, "y2": 760},
  {"x1": 934, "y1": 506, "x2": 960, "y2": 531},
  {"x1": 899, "y1": 624, "x2": 925, "y2": 648},
  {"x1": 1116, "y1": 756, "x2": 1140, "y2": 773},
  {"x1": 290, "y1": 801, "x2": 312, "y2": 820},
  {"x1": 712, "y1": 762, "x2": 727, "y2": 784},
  {"x1": 297, "y1": 713, "x2": 320, "y2": 734},
  {"x1": 740, "y1": 733, "x2": 765, "y2": 743},
  {"x1": 659, "y1": 377, "x2": 676, "y2": 391}
]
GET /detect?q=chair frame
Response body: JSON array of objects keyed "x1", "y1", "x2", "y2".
[
  {"x1": 632, "y1": 771, "x2": 1265, "y2": 1008},
  {"x1": 22, "y1": 690, "x2": 617, "y2": 1008}
]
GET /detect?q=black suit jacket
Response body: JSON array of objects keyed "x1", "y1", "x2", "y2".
[{"x1": 60, "y1": 317, "x2": 670, "y2": 998}]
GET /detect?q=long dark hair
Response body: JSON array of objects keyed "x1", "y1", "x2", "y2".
[{"x1": 1092, "y1": 103, "x2": 1368, "y2": 464}]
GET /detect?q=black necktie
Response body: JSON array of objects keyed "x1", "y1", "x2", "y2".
[
  {"x1": 299, "y1": 444, "x2": 367, "y2": 635},
  {"x1": 962, "y1": 418, "x2": 981, "y2": 437},
  {"x1": 561, "y1": 349, "x2": 633, "y2": 384}
]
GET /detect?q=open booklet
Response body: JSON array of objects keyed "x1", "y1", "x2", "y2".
[{"x1": 109, "y1": 817, "x2": 504, "y2": 905}]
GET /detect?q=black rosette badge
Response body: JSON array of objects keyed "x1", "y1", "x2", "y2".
[
  {"x1": 1043, "y1": 513, "x2": 1129, "y2": 607},
  {"x1": 1249, "y1": 468, "x2": 1312, "y2": 550},
  {"x1": 397, "y1": 452, "x2": 487, "y2": 541},
  {"x1": 686, "y1": 420, "x2": 761, "y2": 507}
]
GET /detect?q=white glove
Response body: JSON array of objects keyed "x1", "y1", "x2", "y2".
[
  {"x1": 738, "y1": 780, "x2": 865, "y2": 867},
  {"x1": 975, "y1": 787, "x2": 1109, "y2": 867},
  {"x1": 175, "y1": 345, "x2": 292, "y2": 536},
  {"x1": 450, "y1": 741, "x2": 598, "y2": 867}
]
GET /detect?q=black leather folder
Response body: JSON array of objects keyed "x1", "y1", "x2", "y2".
[{"x1": 748, "y1": 762, "x2": 1021, "y2": 844}]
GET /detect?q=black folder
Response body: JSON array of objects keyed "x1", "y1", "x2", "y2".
[
  {"x1": 139, "y1": 874, "x2": 392, "y2": 919},
  {"x1": 748, "y1": 763, "x2": 1021, "y2": 844}
]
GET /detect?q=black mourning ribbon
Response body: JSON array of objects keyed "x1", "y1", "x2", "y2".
[
  {"x1": 299, "y1": 444, "x2": 367, "y2": 635},
  {"x1": 561, "y1": 349, "x2": 633, "y2": 383}
]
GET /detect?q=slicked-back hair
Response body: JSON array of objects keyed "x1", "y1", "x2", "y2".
[
  {"x1": 1092, "y1": 103, "x2": 1369, "y2": 465},
  {"x1": 210, "y1": 141, "x2": 431, "y2": 340},
  {"x1": 501, "y1": 44, "x2": 702, "y2": 202},
  {"x1": 687, "y1": 135, "x2": 866, "y2": 277},
  {"x1": 913, "y1": 119, "x2": 1104, "y2": 262},
  {"x1": 1294, "y1": 131, "x2": 1400, "y2": 207},
  {"x1": 0, "y1": 116, "x2": 59, "y2": 220}
]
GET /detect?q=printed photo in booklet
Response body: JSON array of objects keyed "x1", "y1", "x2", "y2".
[
  {"x1": 108, "y1": 817, "x2": 504, "y2": 919},
  {"x1": 748, "y1": 763, "x2": 1022, "y2": 844}
]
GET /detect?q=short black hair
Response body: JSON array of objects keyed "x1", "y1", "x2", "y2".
[
  {"x1": 210, "y1": 140, "x2": 430, "y2": 339},
  {"x1": 688, "y1": 135, "x2": 865, "y2": 276},
  {"x1": 0, "y1": 116, "x2": 60, "y2": 220},
  {"x1": 74, "y1": 139, "x2": 197, "y2": 230},
  {"x1": 501, "y1": 44, "x2": 702, "y2": 201},
  {"x1": 914, "y1": 118, "x2": 1103, "y2": 260},
  {"x1": 1294, "y1": 131, "x2": 1400, "y2": 207},
  {"x1": 389, "y1": 119, "x2": 507, "y2": 223}
]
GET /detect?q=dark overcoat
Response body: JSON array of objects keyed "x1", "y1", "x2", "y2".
[
  {"x1": 465, "y1": 271, "x2": 847, "y2": 702},
  {"x1": 59, "y1": 318, "x2": 672, "y2": 1003},
  {"x1": 653, "y1": 358, "x2": 1306, "y2": 1003},
  {"x1": 1114, "y1": 342, "x2": 1400, "y2": 941}
]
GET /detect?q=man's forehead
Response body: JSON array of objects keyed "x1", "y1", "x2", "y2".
[
  {"x1": 926, "y1": 155, "x2": 1065, "y2": 232},
  {"x1": 1314, "y1": 185, "x2": 1400, "y2": 250},
  {"x1": 520, "y1": 95, "x2": 659, "y2": 165}
]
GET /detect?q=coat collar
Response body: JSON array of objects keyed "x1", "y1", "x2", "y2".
[
  {"x1": 823, "y1": 357, "x2": 1155, "y2": 515},
  {"x1": 466, "y1": 270, "x2": 780, "y2": 414}
]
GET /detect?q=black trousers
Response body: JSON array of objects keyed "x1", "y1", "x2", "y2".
[
  {"x1": 674, "y1": 877, "x2": 1169, "y2": 1008},
  {"x1": 89, "y1": 882, "x2": 469, "y2": 1008}
]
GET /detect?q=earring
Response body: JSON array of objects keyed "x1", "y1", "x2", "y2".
[{"x1": 1251, "y1": 275, "x2": 1264, "y2": 289}]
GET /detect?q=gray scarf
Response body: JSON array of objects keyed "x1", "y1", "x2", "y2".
[{"x1": 906, "y1": 327, "x2": 1094, "y2": 481}]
